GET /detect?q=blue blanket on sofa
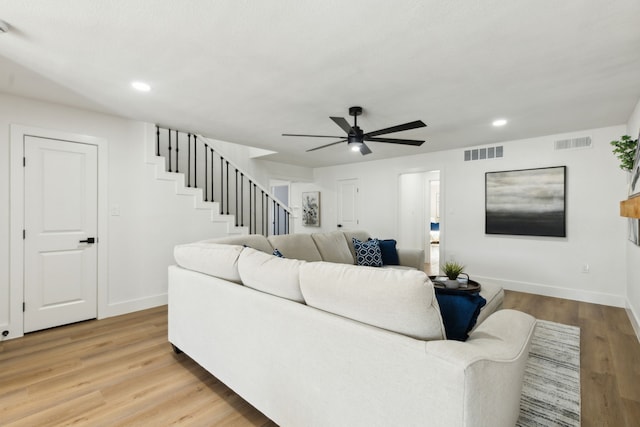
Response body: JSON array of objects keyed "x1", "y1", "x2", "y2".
[{"x1": 434, "y1": 289, "x2": 486, "y2": 341}]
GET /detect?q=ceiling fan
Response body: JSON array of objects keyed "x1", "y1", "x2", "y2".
[{"x1": 282, "y1": 106, "x2": 427, "y2": 155}]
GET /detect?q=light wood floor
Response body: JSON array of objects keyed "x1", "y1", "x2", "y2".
[{"x1": 1, "y1": 294, "x2": 639, "y2": 426}]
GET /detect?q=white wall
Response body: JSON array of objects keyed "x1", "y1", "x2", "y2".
[
  {"x1": 0, "y1": 93, "x2": 254, "y2": 339},
  {"x1": 309, "y1": 125, "x2": 629, "y2": 307},
  {"x1": 626, "y1": 97, "x2": 640, "y2": 336}
]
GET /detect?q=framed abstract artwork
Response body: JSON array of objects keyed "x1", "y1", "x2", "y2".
[
  {"x1": 486, "y1": 166, "x2": 566, "y2": 237},
  {"x1": 302, "y1": 191, "x2": 320, "y2": 227}
]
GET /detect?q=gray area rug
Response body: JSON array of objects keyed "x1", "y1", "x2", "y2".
[{"x1": 517, "y1": 320, "x2": 581, "y2": 427}]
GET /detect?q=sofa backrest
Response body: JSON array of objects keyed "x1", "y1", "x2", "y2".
[
  {"x1": 299, "y1": 262, "x2": 445, "y2": 341},
  {"x1": 268, "y1": 233, "x2": 323, "y2": 262},
  {"x1": 237, "y1": 248, "x2": 306, "y2": 303},
  {"x1": 311, "y1": 230, "x2": 354, "y2": 264},
  {"x1": 174, "y1": 242, "x2": 243, "y2": 284},
  {"x1": 201, "y1": 234, "x2": 274, "y2": 254}
]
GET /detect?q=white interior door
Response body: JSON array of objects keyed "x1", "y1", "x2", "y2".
[
  {"x1": 337, "y1": 178, "x2": 359, "y2": 229},
  {"x1": 24, "y1": 136, "x2": 98, "y2": 333}
]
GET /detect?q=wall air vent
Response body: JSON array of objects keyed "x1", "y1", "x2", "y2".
[
  {"x1": 464, "y1": 145, "x2": 503, "y2": 162},
  {"x1": 554, "y1": 136, "x2": 592, "y2": 151}
]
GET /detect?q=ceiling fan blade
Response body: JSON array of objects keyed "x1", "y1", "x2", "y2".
[
  {"x1": 365, "y1": 136, "x2": 425, "y2": 146},
  {"x1": 365, "y1": 120, "x2": 427, "y2": 137},
  {"x1": 330, "y1": 117, "x2": 353, "y2": 134},
  {"x1": 306, "y1": 139, "x2": 347, "y2": 152},
  {"x1": 360, "y1": 143, "x2": 372, "y2": 155},
  {"x1": 283, "y1": 133, "x2": 345, "y2": 138}
]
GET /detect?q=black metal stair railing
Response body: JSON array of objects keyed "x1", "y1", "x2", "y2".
[{"x1": 155, "y1": 125, "x2": 290, "y2": 236}]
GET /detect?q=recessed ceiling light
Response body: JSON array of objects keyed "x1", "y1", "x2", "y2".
[
  {"x1": 131, "y1": 81, "x2": 151, "y2": 92},
  {"x1": 492, "y1": 119, "x2": 507, "y2": 127}
]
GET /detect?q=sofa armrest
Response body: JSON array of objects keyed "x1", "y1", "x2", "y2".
[
  {"x1": 396, "y1": 247, "x2": 425, "y2": 270},
  {"x1": 424, "y1": 309, "x2": 536, "y2": 427}
]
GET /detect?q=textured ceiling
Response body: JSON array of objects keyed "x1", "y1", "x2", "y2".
[{"x1": 1, "y1": 0, "x2": 639, "y2": 167}]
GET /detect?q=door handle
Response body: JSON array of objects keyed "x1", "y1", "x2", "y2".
[{"x1": 79, "y1": 237, "x2": 96, "y2": 244}]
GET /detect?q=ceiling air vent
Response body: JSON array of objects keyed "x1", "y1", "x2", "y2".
[{"x1": 554, "y1": 136, "x2": 592, "y2": 151}]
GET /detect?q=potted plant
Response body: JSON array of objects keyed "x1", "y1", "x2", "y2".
[
  {"x1": 611, "y1": 135, "x2": 639, "y2": 172},
  {"x1": 441, "y1": 261, "x2": 465, "y2": 289}
]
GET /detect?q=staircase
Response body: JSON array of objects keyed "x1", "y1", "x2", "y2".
[{"x1": 145, "y1": 124, "x2": 291, "y2": 237}]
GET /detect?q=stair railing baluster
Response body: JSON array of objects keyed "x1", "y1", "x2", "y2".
[
  {"x1": 220, "y1": 157, "x2": 224, "y2": 214},
  {"x1": 253, "y1": 183, "x2": 257, "y2": 235},
  {"x1": 168, "y1": 129, "x2": 172, "y2": 172},
  {"x1": 204, "y1": 144, "x2": 208, "y2": 201},
  {"x1": 275, "y1": 200, "x2": 279, "y2": 235},
  {"x1": 210, "y1": 148, "x2": 214, "y2": 203},
  {"x1": 194, "y1": 135, "x2": 198, "y2": 188},
  {"x1": 248, "y1": 180, "x2": 252, "y2": 233},
  {"x1": 234, "y1": 169, "x2": 238, "y2": 226},
  {"x1": 240, "y1": 173, "x2": 244, "y2": 227},
  {"x1": 175, "y1": 130, "x2": 179, "y2": 173},
  {"x1": 187, "y1": 134, "x2": 191, "y2": 187},
  {"x1": 262, "y1": 191, "x2": 266, "y2": 236},
  {"x1": 226, "y1": 161, "x2": 230, "y2": 215},
  {"x1": 266, "y1": 193, "x2": 270, "y2": 236}
]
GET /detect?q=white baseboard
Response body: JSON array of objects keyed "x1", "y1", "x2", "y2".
[
  {"x1": 626, "y1": 301, "x2": 640, "y2": 343},
  {"x1": 101, "y1": 294, "x2": 168, "y2": 319},
  {"x1": 473, "y1": 275, "x2": 627, "y2": 308}
]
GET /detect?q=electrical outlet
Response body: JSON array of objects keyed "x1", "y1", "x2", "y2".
[{"x1": 582, "y1": 263, "x2": 590, "y2": 273}]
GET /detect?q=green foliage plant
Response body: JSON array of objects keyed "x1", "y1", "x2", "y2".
[
  {"x1": 441, "y1": 261, "x2": 465, "y2": 280},
  {"x1": 611, "y1": 135, "x2": 639, "y2": 172}
]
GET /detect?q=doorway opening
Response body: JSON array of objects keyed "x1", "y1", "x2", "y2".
[{"x1": 397, "y1": 170, "x2": 440, "y2": 275}]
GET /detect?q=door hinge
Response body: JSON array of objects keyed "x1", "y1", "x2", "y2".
[
  {"x1": 23, "y1": 157, "x2": 26, "y2": 167},
  {"x1": 22, "y1": 302, "x2": 25, "y2": 312},
  {"x1": 23, "y1": 229, "x2": 25, "y2": 240}
]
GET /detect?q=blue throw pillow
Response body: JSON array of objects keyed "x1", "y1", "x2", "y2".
[
  {"x1": 273, "y1": 248, "x2": 285, "y2": 258},
  {"x1": 371, "y1": 238, "x2": 399, "y2": 265},
  {"x1": 434, "y1": 289, "x2": 486, "y2": 341},
  {"x1": 352, "y1": 238, "x2": 383, "y2": 267}
]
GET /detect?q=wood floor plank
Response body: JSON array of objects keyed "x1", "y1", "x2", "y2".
[{"x1": 1, "y1": 294, "x2": 638, "y2": 426}]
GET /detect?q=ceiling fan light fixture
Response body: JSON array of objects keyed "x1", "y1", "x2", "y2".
[{"x1": 350, "y1": 143, "x2": 362, "y2": 152}]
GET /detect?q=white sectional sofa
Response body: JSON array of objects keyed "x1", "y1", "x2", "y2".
[{"x1": 168, "y1": 231, "x2": 535, "y2": 427}]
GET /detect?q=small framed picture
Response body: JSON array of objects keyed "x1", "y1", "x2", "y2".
[{"x1": 302, "y1": 191, "x2": 320, "y2": 227}]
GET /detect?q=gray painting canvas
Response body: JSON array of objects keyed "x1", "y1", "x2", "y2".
[{"x1": 486, "y1": 166, "x2": 566, "y2": 237}]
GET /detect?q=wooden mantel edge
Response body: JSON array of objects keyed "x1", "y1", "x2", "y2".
[{"x1": 620, "y1": 196, "x2": 640, "y2": 219}]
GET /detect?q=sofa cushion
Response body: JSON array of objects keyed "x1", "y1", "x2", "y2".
[
  {"x1": 237, "y1": 248, "x2": 305, "y2": 303},
  {"x1": 268, "y1": 233, "x2": 323, "y2": 262},
  {"x1": 353, "y1": 238, "x2": 383, "y2": 267},
  {"x1": 174, "y1": 242, "x2": 243, "y2": 283},
  {"x1": 299, "y1": 262, "x2": 445, "y2": 340},
  {"x1": 201, "y1": 234, "x2": 274, "y2": 254},
  {"x1": 342, "y1": 230, "x2": 371, "y2": 262},
  {"x1": 374, "y1": 238, "x2": 400, "y2": 265},
  {"x1": 311, "y1": 230, "x2": 354, "y2": 264}
]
